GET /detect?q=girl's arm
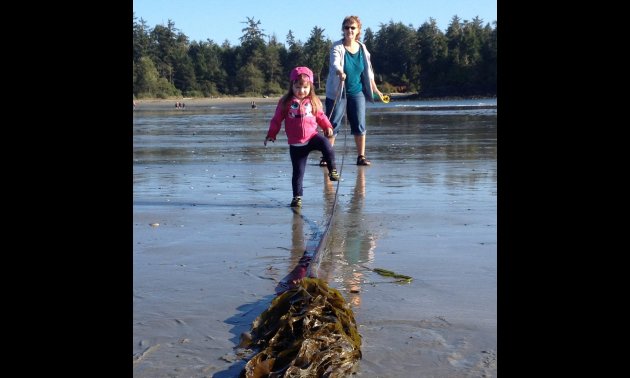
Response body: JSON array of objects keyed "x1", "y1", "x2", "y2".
[
  {"x1": 265, "y1": 100, "x2": 285, "y2": 144},
  {"x1": 315, "y1": 110, "x2": 334, "y2": 137}
]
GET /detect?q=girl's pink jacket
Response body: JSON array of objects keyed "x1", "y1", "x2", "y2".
[{"x1": 266, "y1": 97, "x2": 333, "y2": 145}]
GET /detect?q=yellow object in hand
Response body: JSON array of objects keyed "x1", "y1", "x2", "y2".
[{"x1": 381, "y1": 94, "x2": 390, "y2": 103}]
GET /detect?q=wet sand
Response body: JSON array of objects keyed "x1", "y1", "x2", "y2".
[{"x1": 133, "y1": 100, "x2": 497, "y2": 377}]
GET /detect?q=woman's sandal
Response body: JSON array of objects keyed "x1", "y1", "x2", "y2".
[
  {"x1": 319, "y1": 157, "x2": 327, "y2": 167},
  {"x1": 356, "y1": 155, "x2": 371, "y2": 166}
]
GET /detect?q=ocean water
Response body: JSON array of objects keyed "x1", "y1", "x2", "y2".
[{"x1": 133, "y1": 98, "x2": 497, "y2": 377}]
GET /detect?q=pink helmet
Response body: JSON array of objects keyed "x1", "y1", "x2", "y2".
[{"x1": 290, "y1": 66, "x2": 313, "y2": 83}]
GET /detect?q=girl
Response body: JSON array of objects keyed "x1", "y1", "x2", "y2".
[{"x1": 265, "y1": 66, "x2": 340, "y2": 208}]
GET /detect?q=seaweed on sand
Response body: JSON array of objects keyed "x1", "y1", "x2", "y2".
[{"x1": 239, "y1": 277, "x2": 362, "y2": 377}]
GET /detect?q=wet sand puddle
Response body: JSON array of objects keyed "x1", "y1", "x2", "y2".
[{"x1": 133, "y1": 99, "x2": 497, "y2": 377}]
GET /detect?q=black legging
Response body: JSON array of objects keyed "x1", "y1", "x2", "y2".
[{"x1": 289, "y1": 133, "x2": 337, "y2": 197}]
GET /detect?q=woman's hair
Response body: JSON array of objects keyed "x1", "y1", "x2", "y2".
[
  {"x1": 342, "y1": 15, "x2": 362, "y2": 41},
  {"x1": 280, "y1": 74, "x2": 323, "y2": 114}
]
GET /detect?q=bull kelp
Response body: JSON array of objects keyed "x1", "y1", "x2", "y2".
[{"x1": 240, "y1": 277, "x2": 362, "y2": 377}]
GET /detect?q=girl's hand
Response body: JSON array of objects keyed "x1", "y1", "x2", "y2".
[
  {"x1": 264, "y1": 136, "x2": 275, "y2": 146},
  {"x1": 324, "y1": 128, "x2": 333, "y2": 137}
]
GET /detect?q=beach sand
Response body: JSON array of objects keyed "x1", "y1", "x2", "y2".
[
  {"x1": 133, "y1": 100, "x2": 497, "y2": 377},
  {"x1": 136, "y1": 96, "x2": 279, "y2": 105},
  {"x1": 133, "y1": 93, "x2": 417, "y2": 108}
]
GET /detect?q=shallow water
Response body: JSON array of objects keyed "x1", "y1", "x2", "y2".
[{"x1": 133, "y1": 99, "x2": 497, "y2": 377}]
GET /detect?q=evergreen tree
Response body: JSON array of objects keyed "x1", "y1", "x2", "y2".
[
  {"x1": 262, "y1": 34, "x2": 285, "y2": 95},
  {"x1": 239, "y1": 17, "x2": 267, "y2": 64},
  {"x1": 284, "y1": 30, "x2": 305, "y2": 78},
  {"x1": 416, "y1": 18, "x2": 448, "y2": 96},
  {"x1": 479, "y1": 21, "x2": 497, "y2": 95},
  {"x1": 132, "y1": 13, "x2": 152, "y2": 63},
  {"x1": 372, "y1": 21, "x2": 419, "y2": 91},
  {"x1": 171, "y1": 32, "x2": 199, "y2": 95},
  {"x1": 237, "y1": 62, "x2": 265, "y2": 95},
  {"x1": 304, "y1": 26, "x2": 330, "y2": 90},
  {"x1": 132, "y1": 13, "x2": 496, "y2": 98},
  {"x1": 135, "y1": 56, "x2": 180, "y2": 98},
  {"x1": 189, "y1": 40, "x2": 228, "y2": 96},
  {"x1": 150, "y1": 21, "x2": 180, "y2": 84}
]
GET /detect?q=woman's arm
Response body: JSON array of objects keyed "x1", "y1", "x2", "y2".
[
  {"x1": 363, "y1": 43, "x2": 384, "y2": 99},
  {"x1": 330, "y1": 43, "x2": 345, "y2": 77}
]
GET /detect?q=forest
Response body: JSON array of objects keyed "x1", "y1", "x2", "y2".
[{"x1": 132, "y1": 14, "x2": 496, "y2": 99}]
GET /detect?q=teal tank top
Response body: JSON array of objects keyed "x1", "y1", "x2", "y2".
[{"x1": 344, "y1": 48, "x2": 364, "y2": 95}]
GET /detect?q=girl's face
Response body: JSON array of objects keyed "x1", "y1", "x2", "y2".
[{"x1": 292, "y1": 80, "x2": 311, "y2": 99}]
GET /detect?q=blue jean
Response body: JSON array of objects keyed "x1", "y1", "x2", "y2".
[{"x1": 325, "y1": 91, "x2": 366, "y2": 136}]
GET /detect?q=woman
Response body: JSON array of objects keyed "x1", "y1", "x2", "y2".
[{"x1": 324, "y1": 15, "x2": 386, "y2": 166}]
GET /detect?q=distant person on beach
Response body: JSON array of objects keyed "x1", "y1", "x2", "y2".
[
  {"x1": 324, "y1": 15, "x2": 386, "y2": 167},
  {"x1": 265, "y1": 66, "x2": 340, "y2": 208},
  {"x1": 251, "y1": 101, "x2": 257, "y2": 109}
]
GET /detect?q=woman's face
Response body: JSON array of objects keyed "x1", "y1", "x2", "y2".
[{"x1": 343, "y1": 21, "x2": 359, "y2": 40}]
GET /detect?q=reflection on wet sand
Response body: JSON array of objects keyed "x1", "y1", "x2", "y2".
[
  {"x1": 320, "y1": 166, "x2": 377, "y2": 308},
  {"x1": 274, "y1": 210, "x2": 311, "y2": 294},
  {"x1": 290, "y1": 209, "x2": 305, "y2": 265},
  {"x1": 275, "y1": 170, "x2": 338, "y2": 294},
  {"x1": 276, "y1": 166, "x2": 377, "y2": 303}
]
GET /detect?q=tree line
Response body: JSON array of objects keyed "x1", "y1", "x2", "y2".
[{"x1": 133, "y1": 14, "x2": 496, "y2": 99}]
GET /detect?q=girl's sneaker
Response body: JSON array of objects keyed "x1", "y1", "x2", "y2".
[
  {"x1": 290, "y1": 196, "x2": 302, "y2": 207},
  {"x1": 329, "y1": 169, "x2": 340, "y2": 181}
]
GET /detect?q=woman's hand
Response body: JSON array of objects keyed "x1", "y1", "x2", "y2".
[
  {"x1": 374, "y1": 88, "x2": 390, "y2": 103},
  {"x1": 264, "y1": 136, "x2": 275, "y2": 146},
  {"x1": 324, "y1": 128, "x2": 333, "y2": 137}
]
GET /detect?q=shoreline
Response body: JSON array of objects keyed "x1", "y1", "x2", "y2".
[
  {"x1": 135, "y1": 96, "x2": 280, "y2": 106},
  {"x1": 134, "y1": 93, "x2": 497, "y2": 107}
]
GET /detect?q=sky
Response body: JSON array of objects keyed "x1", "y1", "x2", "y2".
[{"x1": 132, "y1": 0, "x2": 497, "y2": 46}]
